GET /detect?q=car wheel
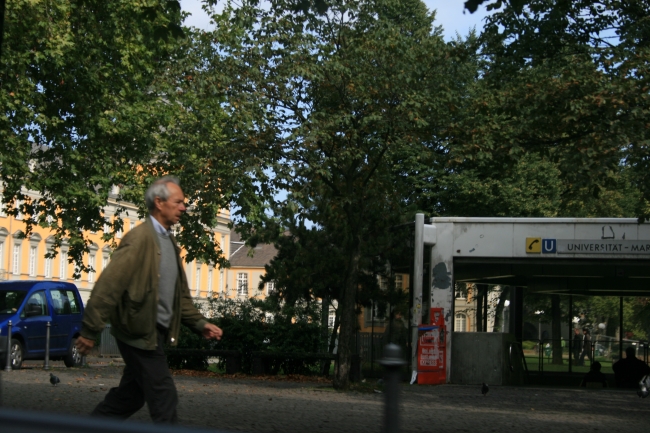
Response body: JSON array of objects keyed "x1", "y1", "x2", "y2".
[
  {"x1": 64, "y1": 338, "x2": 83, "y2": 367},
  {"x1": 9, "y1": 339, "x2": 23, "y2": 369}
]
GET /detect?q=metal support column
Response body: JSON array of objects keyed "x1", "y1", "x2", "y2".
[
  {"x1": 44, "y1": 322, "x2": 51, "y2": 371},
  {"x1": 411, "y1": 214, "x2": 424, "y2": 375},
  {"x1": 379, "y1": 344, "x2": 406, "y2": 433},
  {"x1": 619, "y1": 297, "x2": 624, "y2": 360},
  {"x1": 509, "y1": 287, "x2": 524, "y2": 343}
]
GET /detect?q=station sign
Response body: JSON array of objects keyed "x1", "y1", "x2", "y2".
[{"x1": 526, "y1": 237, "x2": 650, "y2": 254}]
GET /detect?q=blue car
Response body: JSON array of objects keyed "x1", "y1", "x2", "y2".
[{"x1": 0, "y1": 281, "x2": 85, "y2": 369}]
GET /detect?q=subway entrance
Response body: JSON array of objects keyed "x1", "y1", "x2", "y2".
[
  {"x1": 412, "y1": 217, "x2": 650, "y2": 387},
  {"x1": 453, "y1": 257, "x2": 650, "y2": 386}
]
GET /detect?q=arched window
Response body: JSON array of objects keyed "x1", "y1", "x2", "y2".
[
  {"x1": 455, "y1": 313, "x2": 467, "y2": 332},
  {"x1": 28, "y1": 233, "x2": 42, "y2": 277}
]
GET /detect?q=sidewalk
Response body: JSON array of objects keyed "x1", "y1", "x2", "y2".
[{"x1": 2, "y1": 364, "x2": 649, "y2": 433}]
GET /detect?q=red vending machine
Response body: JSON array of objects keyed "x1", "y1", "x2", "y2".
[{"x1": 417, "y1": 308, "x2": 446, "y2": 385}]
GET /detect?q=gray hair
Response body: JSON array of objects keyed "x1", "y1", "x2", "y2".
[{"x1": 145, "y1": 176, "x2": 181, "y2": 212}]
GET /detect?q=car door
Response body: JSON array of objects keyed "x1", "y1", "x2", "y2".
[
  {"x1": 48, "y1": 289, "x2": 70, "y2": 353},
  {"x1": 48, "y1": 288, "x2": 81, "y2": 354},
  {"x1": 20, "y1": 290, "x2": 50, "y2": 358}
]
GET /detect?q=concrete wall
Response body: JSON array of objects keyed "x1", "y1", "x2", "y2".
[{"x1": 450, "y1": 332, "x2": 524, "y2": 386}]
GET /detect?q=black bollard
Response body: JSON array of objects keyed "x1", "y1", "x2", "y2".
[
  {"x1": 378, "y1": 344, "x2": 406, "y2": 433},
  {"x1": 4, "y1": 321, "x2": 12, "y2": 372},
  {"x1": 44, "y1": 322, "x2": 51, "y2": 371}
]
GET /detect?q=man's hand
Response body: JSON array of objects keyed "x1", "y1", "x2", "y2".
[
  {"x1": 75, "y1": 336, "x2": 95, "y2": 355},
  {"x1": 202, "y1": 323, "x2": 223, "y2": 341}
]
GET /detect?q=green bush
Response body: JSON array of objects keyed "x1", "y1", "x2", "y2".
[
  {"x1": 522, "y1": 340, "x2": 537, "y2": 350},
  {"x1": 168, "y1": 297, "x2": 327, "y2": 374},
  {"x1": 166, "y1": 320, "x2": 213, "y2": 370}
]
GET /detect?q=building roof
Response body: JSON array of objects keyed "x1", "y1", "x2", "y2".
[{"x1": 229, "y1": 228, "x2": 278, "y2": 268}]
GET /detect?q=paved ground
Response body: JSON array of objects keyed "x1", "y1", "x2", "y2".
[{"x1": 1, "y1": 357, "x2": 650, "y2": 433}]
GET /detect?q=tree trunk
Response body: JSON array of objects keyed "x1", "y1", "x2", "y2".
[
  {"x1": 333, "y1": 251, "x2": 360, "y2": 390},
  {"x1": 475, "y1": 284, "x2": 484, "y2": 332},
  {"x1": 551, "y1": 295, "x2": 563, "y2": 365},
  {"x1": 492, "y1": 286, "x2": 510, "y2": 332},
  {"x1": 320, "y1": 295, "x2": 330, "y2": 375}
]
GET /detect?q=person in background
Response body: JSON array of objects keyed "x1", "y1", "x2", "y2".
[
  {"x1": 580, "y1": 361, "x2": 607, "y2": 388},
  {"x1": 75, "y1": 176, "x2": 223, "y2": 423},
  {"x1": 572, "y1": 328, "x2": 582, "y2": 365},
  {"x1": 579, "y1": 328, "x2": 593, "y2": 366},
  {"x1": 613, "y1": 346, "x2": 650, "y2": 388}
]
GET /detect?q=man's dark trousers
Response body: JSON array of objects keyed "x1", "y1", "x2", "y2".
[{"x1": 91, "y1": 327, "x2": 178, "y2": 423}]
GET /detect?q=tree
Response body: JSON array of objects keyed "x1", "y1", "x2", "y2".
[
  {"x1": 0, "y1": 0, "x2": 267, "y2": 271},
  {"x1": 211, "y1": 0, "x2": 476, "y2": 388},
  {"x1": 452, "y1": 0, "x2": 649, "y2": 220}
]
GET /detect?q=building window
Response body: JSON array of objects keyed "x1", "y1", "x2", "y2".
[
  {"x1": 28, "y1": 246, "x2": 37, "y2": 277},
  {"x1": 45, "y1": 256, "x2": 52, "y2": 279},
  {"x1": 237, "y1": 272, "x2": 248, "y2": 296},
  {"x1": 0, "y1": 194, "x2": 5, "y2": 217},
  {"x1": 0, "y1": 242, "x2": 4, "y2": 274},
  {"x1": 102, "y1": 255, "x2": 109, "y2": 271},
  {"x1": 364, "y1": 302, "x2": 386, "y2": 327},
  {"x1": 116, "y1": 229, "x2": 123, "y2": 239},
  {"x1": 395, "y1": 274, "x2": 403, "y2": 289},
  {"x1": 455, "y1": 313, "x2": 467, "y2": 332},
  {"x1": 12, "y1": 244, "x2": 20, "y2": 275},
  {"x1": 220, "y1": 270, "x2": 224, "y2": 296},
  {"x1": 103, "y1": 223, "x2": 110, "y2": 234},
  {"x1": 266, "y1": 281, "x2": 276, "y2": 296},
  {"x1": 130, "y1": 221, "x2": 135, "y2": 231},
  {"x1": 89, "y1": 254, "x2": 96, "y2": 283},
  {"x1": 207, "y1": 268, "x2": 213, "y2": 298},
  {"x1": 59, "y1": 251, "x2": 68, "y2": 280},
  {"x1": 14, "y1": 200, "x2": 23, "y2": 220},
  {"x1": 195, "y1": 264, "x2": 201, "y2": 297}
]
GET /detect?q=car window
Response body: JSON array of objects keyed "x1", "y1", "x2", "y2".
[
  {"x1": 65, "y1": 290, "x2": 80, "y2": 313},
  {"x1": 51, "y1": 289, "x2": 80, "y2": 315},
  {"x1": 0, "y1": 291, "x2": 28, "y2": 316},
  {"x1": 21, "y1": 291, "x2": 48, "y2": 318}
]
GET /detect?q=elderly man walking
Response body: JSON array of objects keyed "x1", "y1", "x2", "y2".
[{"x1": 75, "y1": 176, "x2": 223, "y2": 423}]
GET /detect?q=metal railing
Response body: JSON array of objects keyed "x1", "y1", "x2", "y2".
[
  {"x1": 522, "y1": 338, "x2": 650, "y2": 374},
  {"x1": 524, "y1": 338, "x2": 590, "y2": 373},
  {"x1": 357, "y1": 332, "x2": 386, "y2": 371},
  {"x1": 99, "y1": 325, "x2": 120, "y2": 357}
]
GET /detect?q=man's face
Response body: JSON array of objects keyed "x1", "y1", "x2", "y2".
[{"x1": 155, "y1": 182, "x2": 186, "y2": 229}]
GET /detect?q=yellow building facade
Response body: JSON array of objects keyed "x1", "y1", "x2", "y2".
[{"x1": 0, "y1": 187, "x2": 232, "y2": 304}]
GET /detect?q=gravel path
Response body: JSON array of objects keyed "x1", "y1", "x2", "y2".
[{"x1": 1, "y1": 358, "x2": 649, "y2": 433}]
